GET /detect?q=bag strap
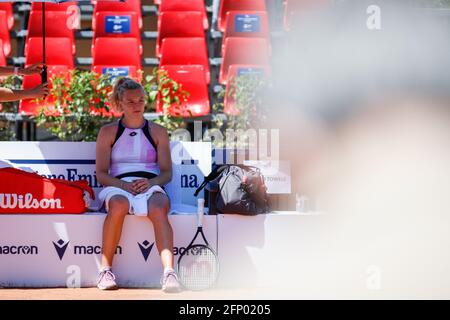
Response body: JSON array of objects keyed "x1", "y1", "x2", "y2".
[{"x1": 193, "y1": 164, "x2": 229, "y2": 197}]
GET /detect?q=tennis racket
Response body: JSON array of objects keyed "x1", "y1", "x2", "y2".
[{"x1": 177, "y1": 198, "x2": 219, "y2": 291}]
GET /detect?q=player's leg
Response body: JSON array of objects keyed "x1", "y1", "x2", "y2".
[
  {"x1": 98, "y1": 194, "x2": 130, "y2": 290},
  {"x1": 147, "y1": 193, "x2": 181, "y2": 292}
]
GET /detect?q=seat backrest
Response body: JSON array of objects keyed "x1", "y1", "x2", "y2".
[
  {"x1": 93, "y1": 0, "x2": 142, "y2": 29},
  {"x1": 25, "y1": 37, "x2": 74, "y2": 68},
  {"x1": 92, "y1": 37, "x2": 142, "y2": 70},
  {"x1": 220, "y1": 38, "x2": 270, "y2": 84},
  {"x1": 218, "y1": 0, "x2": 266, "y2": 32},
  {"x1": 159, "y1": 0, "x2": 208, "y2": 29},
  {"x1": 160, "y1": 37, "x2": 210, "y2": 84},
  {"x1": 156, "y1": 11, "x2": 205, "y2": 57},
  {"x1": 0, "y1": 2, "x2": 14, "y2": 30},
  {"x1": 26, "y1": 11, "x2": 75, "y2": 56},
  {"x1": 0, "y1": 11, "x2": 11, "y2": 57}
]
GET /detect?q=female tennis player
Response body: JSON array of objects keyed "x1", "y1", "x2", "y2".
[{"x1": 95, "y1": 77, "x2": 181, "y2": 293}]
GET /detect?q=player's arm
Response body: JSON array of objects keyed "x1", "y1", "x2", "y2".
[{"x1": 151, "y1": 125, "x2": 173, "y2": 186}]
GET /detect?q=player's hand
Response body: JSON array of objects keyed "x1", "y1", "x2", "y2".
[
  {"x1": 131, "y1": 178, "x2": 152, "y2": 194},
  {"x1": 120, "y1": 181, "x2": 137, "y2": 195},
  {"x1": 20, "y1": 63, "x2": 45, "y2": 76},
  {"x1": 27, "y1": 83, "x2": 49, "y2": 99}
]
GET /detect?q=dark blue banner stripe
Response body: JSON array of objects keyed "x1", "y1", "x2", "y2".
[{"x1": 8, "y1": 160, "x2": 96, "y2": 165}]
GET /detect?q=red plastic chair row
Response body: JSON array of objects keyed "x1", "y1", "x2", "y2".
[{"x1": 0, "y1": 2, "x2": 14, "y2": 30}]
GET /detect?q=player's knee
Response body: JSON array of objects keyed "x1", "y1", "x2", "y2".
[
  {"x1": 147, "y1": 194, "x2": 169, "y2": 215},
  {"x1": 108, "y1": 196, "x2": 129, "y2": 218}
]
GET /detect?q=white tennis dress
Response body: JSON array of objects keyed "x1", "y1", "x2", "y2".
[{"x1": 98, "y1": 119, "x2": 167, "y2": 216}]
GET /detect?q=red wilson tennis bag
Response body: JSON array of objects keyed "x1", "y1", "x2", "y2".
[{"x1": 0, "y1": 167, "x2": 95, "y2": 214}]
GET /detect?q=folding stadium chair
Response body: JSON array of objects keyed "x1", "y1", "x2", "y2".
[
  {"x1": 19, "y1": 65, "x2": 71, "y2": 115},
  {"x1": 219, "y1": 37, "x2": 270, "y2": 85},
  {"x1": 283, "y1": 0, "x2": 331, "y2": 31},
  {"x1": 26, "y1": 10, "x2": 76, "y2": 56},
  {"x1": 0, "y1": 11, "x2": 11, "y2": 57},
  {"x1": 222, "y1": 11, "x2": 270, "y2": 57},
  {"x1": 218, "y1": 0, "x2": 267, "y2": 32},
  {"x1": 159, "y1": 37, "x2": 210, "y2": 84},
  {"x1": 159, "y1": 0, "x2": 208, "y2": 30},
  {"x1": 158, "y1": 65, "x2": 210, "y2": 117},
  {"x1": 0, "y1": 40, "x2": 6, "y2": 66},
  {"x1": 223, "y1": 64, "x2": 271, "y2": 115},
  {"x1": 92, "y1": 37, "x2": 142, "y2": 79},
  {"x1": 93, "y1": 11, "x2": 142, "y2": 55},
  {"x1": 156, "y1": 11, "x2": 205, "y2": 58},
  {"x1": 0, "y1": 2, "x2": 14, "y2": 30},
  {"x1": 92, "y1": 0, "x2": 142, "y2": 30}
]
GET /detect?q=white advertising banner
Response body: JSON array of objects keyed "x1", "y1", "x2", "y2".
[{"x1": 0, "y1": 214, "x2": 218, "y2": 287}]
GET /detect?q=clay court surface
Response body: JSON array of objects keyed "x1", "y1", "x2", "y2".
[{"x1": 0, "y1": 287, "x2": 284, "y2": 300}]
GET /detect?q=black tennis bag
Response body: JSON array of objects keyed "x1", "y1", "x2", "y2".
[{"x1": 194, "y1": 164, "x2": 270, "y2": 215}]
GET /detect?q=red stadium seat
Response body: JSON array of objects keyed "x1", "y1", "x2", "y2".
[
  {"x1": 93, "y1": 11, "x2": 142, "y2": 55},
  {"x1": 0, "y1": 40, "x2": 6, "y2": 66},
  {"x1": 26, "y1": 11, "x2": 76, "y2": 56},
  {"x1": 160, "y1": 37, "x2": 210, "y2": 84},
  {"x1": 222, "y1": 11, "x2": 270, "y2": 57},
  {"x1": 284, "y1": 0, "x2": 331, "y2": 31},
  {"x1": 93, "y1": 0, "x2": 142, "y2": 30},
  {"x1": 159, "y1": 0, "x2": 208, "y2": 30},
  {"x1": 154, "y1": 0, "x2": 161, "y2": 5},
  {"x1": 0, "y1": 11, "x2": 11, "y2": 57},
  {"x1": 92, "y1": 37, "x2": 142, "y2": 77},
  {"x1": 158, "y1": 65, "x2": 210, "y2": 117},
  {"x1": 224, "y1": 64, "x2": 271, "y2": 115},
  {"x1": 218, "y1": 0, "x2": 266, "y2": 32},
  {"x1": 31, "y1": 1, "x2": 78, "y2": 12},
  {"x1": 0, "y1": 2, "x2": 14, "y2": 30},
  {"x1": 219, "y1": 37, "x2": 270, "y2": 85},
  {"x1": 156, "y1": 11, "x2": 205, "y2": 58},
  {"x1": 25, "y1": 37, "x2": 74, "y2": 68},
  {"x1": 19, "y1": 65, "x2": 70, "y2": 115}
]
